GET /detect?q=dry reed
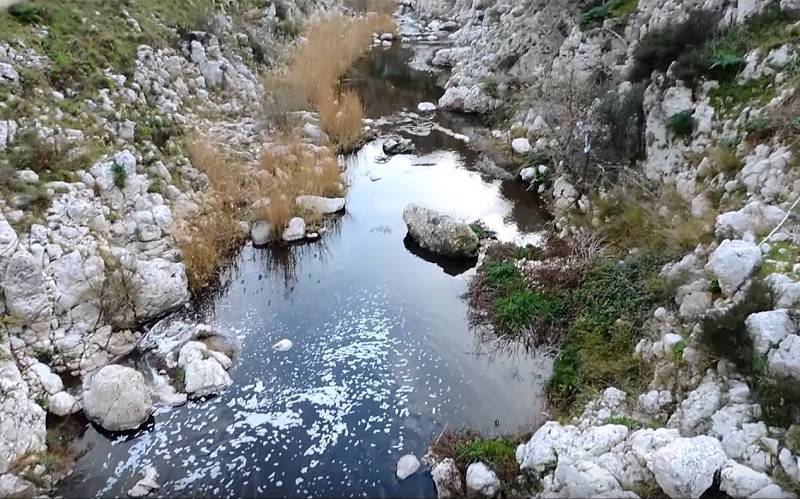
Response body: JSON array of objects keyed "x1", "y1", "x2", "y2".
[{"x1": 262, "y1": 13, "x2": 395, "y2": 151}]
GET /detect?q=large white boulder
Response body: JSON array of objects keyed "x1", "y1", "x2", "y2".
[
  {"x1": 402, "y1": 204, "x2": 479, "y2": 258},
  {"x1": 716, "y1": 202, "x2": 785, "y2": 239},
  {"x1": 431, "y1": 458, "x2": 464, "y2": 498},
  {"x1": 83, "y1": 365, "x2": 153, "y2": 432},
  {"x1": 554, "y1": 459, "x2": 626, "y2": 497},
  {"x1": 295, "y1": 195, "x2": 346, "y2": 215},
  {"x1": 704, "y1": 239, "x2": 761, "y2": 296},
  {"x1": 465, "y1": 462, "x2": 500, "y2": 497},
  {"x1": 719, "y1": 461, "x2": 773, "y2": 498},
  {"x1": 130, "y1": 257, "x2": 191, "y2": 321},
  {"x1": 648, "y1": 435, "x2": 727, "y2": 498},
  {"x1": 2, "y1": 250, "x2": 51, "y2": 325},
  {"x1": 746, "y1": 309, "x2": 794, "y2": 355},
  {"x1": 396, "y1": 454, "x2": 420, "y2": 480},
  {"x1": 767, "y1": 333, "x2": 800, "y2": 380}
]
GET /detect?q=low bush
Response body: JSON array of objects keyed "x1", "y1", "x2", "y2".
[
  {"x1": 579, "y1": 0, "x2": 638, "y2": 29},
  {"x1": 665, "y1": 109, "x2": 696, "y2": 139},
  {"x1": 629, "y1": 9, "x2": 722, "y2": 82},
  {"x1": 317, "y1": 88, "x2": 366, "y2": 153},
  {"x1": 545, "y1": 252, "x2": 671, "y2": 415}
]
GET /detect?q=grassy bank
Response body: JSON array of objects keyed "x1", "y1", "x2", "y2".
[{"x1": 467, "y1": 234, "x2": 675, "y2": 418}]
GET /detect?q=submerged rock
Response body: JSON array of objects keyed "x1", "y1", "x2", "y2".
[
  {"x1": 128, "y1": 466, "x2": 160, "y2": 497},
  {"x1": 402, "y1": 204, "x2": 479, "y2": 258},
  {"x1": 282, "y1": 217, "x2": 306, "y2": 242},
  {"x1": 432, "y1": 458, "x2": 463, "y2": 498},
  {"x1": 296, "y1": 195, "x2": 346, "y2": 215},
  {"x1": 465, "y1": 462, "x2": 499, "y2": 497},
  {"x1": 383, "y1": 136, "x2": 415, "y2": 155},
  {"x1": 273, "y1": 339, "x2": 293, "y2": 351},
  {"x1": 417, "y1": 102, "x2": 437, "y2": 112},
  {"x1": 396, "y1": 454, "x2": 420, "y2": 480},
  {"x1": 83, "y1": 365, "x2": 153, "y2": 432}
]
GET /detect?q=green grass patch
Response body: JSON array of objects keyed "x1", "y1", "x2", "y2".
[
  {"x1": 455, "y1": 437, "x2": 517, "y2": 469},
  {"x1": 603, "y1": 415, "x2": 638, "y2": 429},
  {"x1": 580, "y1": 0, "x2": 638, "y2": 29},
  {"x1": 665, "y1": 109, "x2": 696, "y2": 139},
  {"x1": 110, "y1": 161, "x2": 127, "y2": 189},
  {"x1": 546, "y1": 252, "x2": 671, "y2": 416}
]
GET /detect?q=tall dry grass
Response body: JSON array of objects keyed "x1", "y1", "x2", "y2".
[
  {"x1": 255, "y1": 132, "x2": 346, "y2": 236},
  {"x1": 263, "y1": 13, "x2": 395, "y2": 151},
  {"x1": 176, "y1": 135, "x2": 251, "y2": 293}
]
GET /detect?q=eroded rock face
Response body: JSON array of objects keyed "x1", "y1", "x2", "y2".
[
  {"x1": 402, "y1": 204, "x2": 479, "y2": 258},
  {"x1": 0, "y1": 358, "x2": 46, "y2": 474},
  {"x1": 82, "y1": 365, "x2": 153, "y2": 431}
]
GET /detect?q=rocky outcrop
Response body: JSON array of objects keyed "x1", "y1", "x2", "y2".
[
  {"x1": 402, "y1": 204, "x2": 480, "y2": 258},
  {"x1": 82, "y1": 365, "x2": 153, "y2": 432},
  {"x1": 0, "y1": 354, "x2": 46, "y2": 474}
]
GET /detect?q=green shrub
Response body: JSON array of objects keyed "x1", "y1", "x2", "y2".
[
  {"x1": 481, "y1": 76, "x2": 499, "y2": 98},
  {"x1": 629, "y1": 10, "x2": 721, "y2": 82},
  {"x1": 590, "y1": 82, "x2": 646, "y2": 166},
  {"x1": 493, "y1": 289, "x2": 570, "y2": 331},
  {"x1": 665, "y1": 109, "x2": 696, "y2": 138},
  {"x1": 698, "y1": 279, "x2": 773, "y2": 370},
  {"x1": 111, "y1": 162, "x2": 127, "y2": 189},
  {"x1": 8, "y1": 4, "x2": 48, "y2": 24},
  {"x1": 744, "y1": 116, "x2": 774, "y2": 139},
  {"x1": 603, "y1": 415, "x2": 638, "y2": 429},
  {"x1": 579, "y1": 0, "x2": 638, "y2": 29}
]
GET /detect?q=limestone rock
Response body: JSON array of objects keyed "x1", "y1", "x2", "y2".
[
  {"x1": 402, "y1": 204, "x2": 479, "y2": 258},
  {"x1": 648, "y1": 435, "x2": 727, "y2": 498},
  {"x1": 719, "y1": 461, "x2": 773, "y2": 498},
  {"x1": 704, "y1": 239, "x2": 761, "y2": 296},
  {"x1": 251, "y1": 220, "x2": 275, "y2": 246},
  {"x1": 768, "y1": 333, "x2": 800, "y2": 380},
  {"x1": 0, "y1": 359, "x2": 46, "y2": 474},
  {"x1": 83, "y1": 365, "x2": 153, "y2": 432},
  {"x1": 183, "y1": 358, "x2": 232, "y2": 397},
  {"x1": 128, "y1": 466, "x2": 160, "y2": 497},
  {"x1": 282, "y1": 217, "x2": 306, "y2": 242},
  {"x1": 511, "y1": 137, "x2": 531, "y2": 154},
  {"x1": 396, "y1": 454, "x2": 420, "y2": 480},
  {"x1": 465, "y1": 462, "x2": 499, "y2": 497},
  {"x1": 295, "y1": 195, "x2": 346, "y2": 215},
  {"x1": 48, "y1": 392, "x2": 80, "y2": 416},
  {"x1": 432, "y1": 458, "x2": 464, "y2": 498},
  {"x1": 746, "y1": 309, "x2": 794, "y2": 355},
  {"x1": 130, "y1": 258, "x2": 191, "y2": 321}
]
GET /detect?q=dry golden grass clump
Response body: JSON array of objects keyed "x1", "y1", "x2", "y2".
[
  {"x1": 256, "y1": 131, "x2": 346, "y2": 234},
  {"x1": 263, "y1": 13, "x2": 395, "y2": 151},
  {"x1": 176, "y1": 135, "x2": 250, "y2": 293}
]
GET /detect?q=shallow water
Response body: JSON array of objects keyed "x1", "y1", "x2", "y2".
[{"x1": 58, "y1": 34, "x2": 552, "y2": 499}]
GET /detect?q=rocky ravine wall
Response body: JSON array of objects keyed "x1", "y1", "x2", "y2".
[
  {"x1": 410, "y1": 0, "x2": 800, "y2": 497},
  {"x1": 0, "y1": 0, "x2": 339, "y2": 495}
]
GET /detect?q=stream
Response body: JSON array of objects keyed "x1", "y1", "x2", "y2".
[{"x1": 57, "y1": 18, "x2": 553, "y2": 499}]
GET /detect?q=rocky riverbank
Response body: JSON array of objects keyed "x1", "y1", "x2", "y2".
[
  {"x1": 0, "y1": 0, "x2": 353, "y2": 494},
  {"x1": 398, "y1": 0, "x2": 800, "y2": 497}
]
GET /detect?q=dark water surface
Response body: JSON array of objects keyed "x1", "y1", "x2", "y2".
[{"x1": 58, "y1": 38, "x2": 552, "y2": 499}]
